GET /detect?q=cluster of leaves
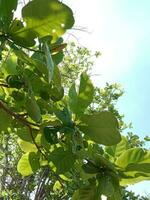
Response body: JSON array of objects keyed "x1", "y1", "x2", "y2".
[{"x1": 0, "y1": 0, "x2": 150, "y2": 200}]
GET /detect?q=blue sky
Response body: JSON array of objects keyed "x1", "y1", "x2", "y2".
[{"x1": 64, "y1": 0, "x2": 150, "y2": 196}]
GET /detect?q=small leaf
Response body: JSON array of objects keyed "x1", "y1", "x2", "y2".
[
  {"x1": 78, "y1": 112, "x2": 121, "y2": 146},
  {"x1": 44, "y1": 42, "x2": 54, "y2": 83},
  {"x1": 53, "y1": 180, "x2": 62, "y2": 192}
]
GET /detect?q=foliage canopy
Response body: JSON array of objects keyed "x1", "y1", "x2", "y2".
[{"x1": 0, "y1": 0, "x2": 150, "y2": 199}]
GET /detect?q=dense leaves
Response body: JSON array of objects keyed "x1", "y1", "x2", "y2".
[{"x1": 0, "y1": 1, "x2": 150, "y2": 199}]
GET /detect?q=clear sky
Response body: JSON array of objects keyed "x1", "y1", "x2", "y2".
[{"x1": 64, "y1": 0, "x2": 150, "y2": 196}]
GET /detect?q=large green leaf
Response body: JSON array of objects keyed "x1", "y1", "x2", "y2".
[
  {"x1": 18, "y1": 139, "x2": 38, "y2": 153},
  {"x1": 116, "y1": 148, "x2": 150, "y2": 184},
  {"x1": 78, "y1": 112, "x2": 121, "y2": 145},
  {"x1": 49, "y1": 147, "x2": 75, "y2": 173},
  {"x1": 69, "y1": 72, "x2": 94, "y2": 115},
  {"x1": 120, "y1": 174, "x2": 150, "y2": 186},
  {"x1": 0, "y1": 0, "x2": 18, "y2": 30},
  {"x1": 0, "y1": 0, "x2": 17, "y2": 17},
  {"x1": 17, "y1": 152, "x2": 40, "y2": 176},
  {"x1": 72, "y1": 184, "x2": 98, "y2": 200},
  {"x1": 115, "y1": 148, "x2": 148, "y2": 168},
  {"x1": 15, "y1": 0, "x2": 74, "y2": 40},
  {"x1": 105, "y1": 136, "x2": 128, "y2": 158}
]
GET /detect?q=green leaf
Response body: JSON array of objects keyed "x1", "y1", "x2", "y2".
[
  {"x1": 105, "y1": 136, "x2": 128, "y2": 158},
  {"x1": 120, "y1": 173, "x2": 150, "y2": 186},
  {"x1": 94, "y1": 154, "x2": 115, "y2": 172},
  {"x1": 98, "y1": 174, "x2": 122, "y2": 200},
  {"x1": 126, "y1": 163, "x2": 150, "y2": 173},
  {"x1": 43, "y1": 126, "x2": 58, "y2": 144},
  {"x1": 44, "y1": 42, "x2": 54, "y2": 83},
  {"x1": 82, "y1": 161, "x2": 100, "y2": 174},
  {"x1": 0, "y1": 109, "x2": 12, "y2": 131},
  {"x1": 98, "y1": 176, "x2": 114, "y2": 197},
  {"x1": 116, "y1": 148, "x2": 150, "y2": 183},
  {"x1": 72, "y1": 184, "x2": 97, "y2": 200},
  {"x1": 9, "y1": 19, "x2": 36, "y2": 47},
  {"x1": 49, "y1": 147, "x2": 75, "y2": 173},
  {"x1": 53, "y1": 66, "x2": 62, "y2": 88},
  {"x1": 69, "y1": 72, "x2": 94, "y2": 115},
  {"x1": 1, "y1": 53, "x2": 18, "y2": 75},
  {"x1": 17, "y1": 152, "x2": 40, "y2": 176},
  {"x1": 115, "y1": 148, "x2": 147, "y2": 168},
  {"x1": 69, "y1": 83, "x2": 78, "y2": 111},
  {"x1": 54, "y1": 107, "x2": 72, "y2": 126},
  {"x1": 16, "y1": 127, "x2": 37, "y2": 142},
  {"x1": 21, "y1": 0, "x2": 74, "y2": 40},
  {"x1": 78, "y1": 112, "x2": 121, "y2": 145},
  {"x1": 25, "y1": 95, "x2": 41, "y2": 122},
  {"x1": 52, "y1": 51, "x2": 64, "y2": 65},
  {"x1": 14, "y1": 49, "x2": 47, "y2": 76},
  {"x1": 0, "y1": 0, "x2": 18, "y2": 30},
  {"x1": 18, "y1": 139, "x2": 38, "y2": 153},
  {"x1": 11, "y1": 28, "x2": 36, "y2": 47}
]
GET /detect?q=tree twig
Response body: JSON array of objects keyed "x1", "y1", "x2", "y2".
[{"x1": 0, "y1": 100, "x2": 39, "y2": 128}]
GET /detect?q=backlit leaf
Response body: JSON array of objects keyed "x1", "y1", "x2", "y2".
[
  {"x1": 69, "y1": 72, "x2": 94, "y2": 115},
  {"x1": 17, "y1": 152, "x2": 40, "y2": 176},
  {"x1": 78, "y1": 112, "x2": 121, "y2": 145},
  {"x1": 20, "y1": 0, "x2": 74, "y2": 40}
]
